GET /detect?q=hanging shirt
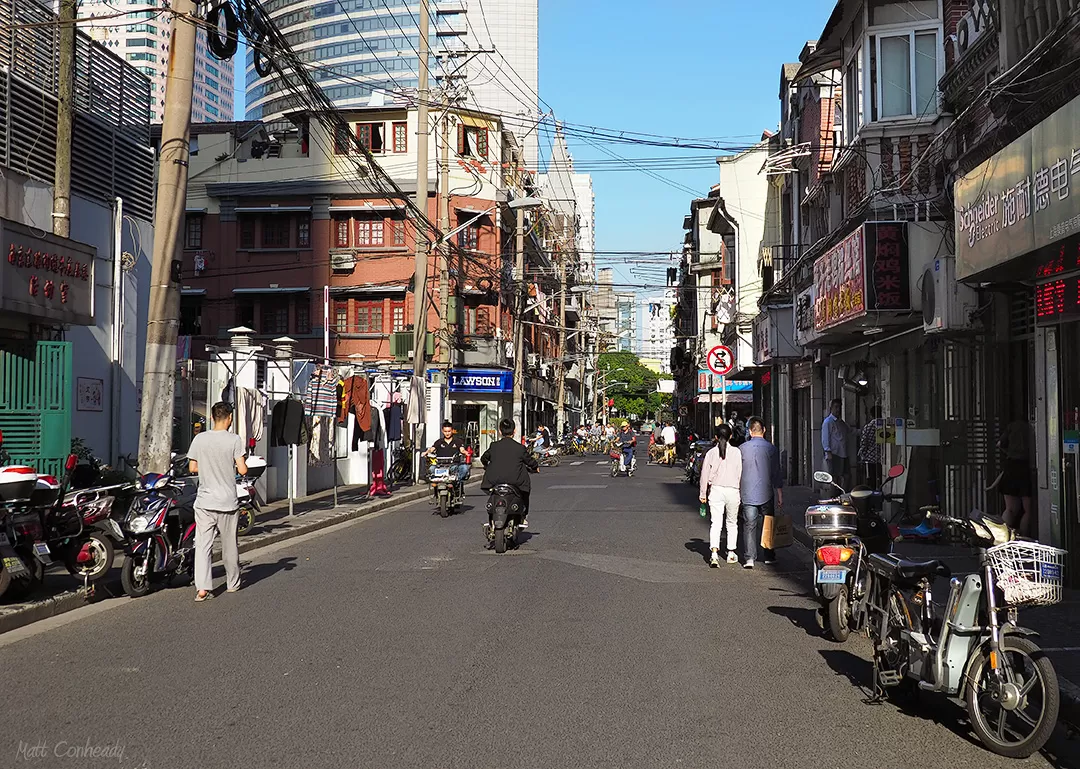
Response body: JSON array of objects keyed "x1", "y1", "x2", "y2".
[
  {"x1": 384, "y1": 403, "x2": 403, "y2": 441},
  {"x1": 271, "y1": 399, "x2": 309, "y2": 447},
  {"x1": 343, "y1": 376, "x2": 372, "y2": 433},
  {"x1": 305, "y1": 368, "x2": 339, "y2": 419}
]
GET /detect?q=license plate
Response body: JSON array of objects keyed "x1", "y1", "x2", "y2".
[
  {"x1": 432, "y1": 469, "x2": 450, "y2": 477},
  {"x1": 816, "y1": 568, "x2": 847, "y2": 584}
]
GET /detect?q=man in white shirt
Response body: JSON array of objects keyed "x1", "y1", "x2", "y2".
[
  {"x1": 821, "y1": 398, "x2": 851, "y2": 489},
  {"x1": 660, "y1": 421, "x2": 677, "y2": 447}
]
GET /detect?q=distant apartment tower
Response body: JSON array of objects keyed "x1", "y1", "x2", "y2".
[
  {"x1": 245, "y1": 0, "x2": 538, "y2": 164},
  {"x1": 637, "y1": 293, "x2": 675, "y2": 372},
  {"x1": 81, "y1": 9, "x2": 234, "y2": 122}
]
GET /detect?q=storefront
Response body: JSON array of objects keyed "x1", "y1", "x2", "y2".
[
  {"x1": 954, "y1": 91, "x2": 1080, "y2": 568},
  {"x1": 443, "y1": 368, "x2": 513, "y2": 456}
]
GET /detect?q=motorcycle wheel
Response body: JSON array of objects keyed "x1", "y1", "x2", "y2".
[
  {"x1": 4, "y1": 550, "x2": 43, "y2": 601},
  {"x1": 494, "y1": 526, "x2": 507, "y2": 553},
  {"x1": 63, "y1": 532, "x2": 114, "y2": 582},
  {"x1": 826, "y1": 587, "x2": 851, "y2": 642},
  {"x1": 237, "y1": 506, "x2": 256, "y2": 536},
  {"x1": 610, "y1": 463, "x2": 618, "y2": 478},
  {"x1": 438, "y1": 493, "x2": 449, "y2": 518},
  {"x1": 966, "y1": 636, "x2": 1059, "y2": 758},
  {"x1": 120, "y1": 555, "x2": 153, "y2": 598}
]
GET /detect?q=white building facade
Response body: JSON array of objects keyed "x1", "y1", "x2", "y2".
[
  {"x1": 81, "y1": 8, "x2": 234, "y2": 122},
  {"x1": 637, "y1": 293, "x2": 675, "y2": 371}
]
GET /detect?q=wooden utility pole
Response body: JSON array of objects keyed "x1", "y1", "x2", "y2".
[
  {"x1": 137, "y1": 0, "x2": 197, "y2": 472},
  {"x1": 52, "y1": 0, "x2": 76, "y2": 238},
  {"x1": 512, "y1": 208, "x2": 526, "y2": 435},
  {"x1": 410, "y1": 0, "x2": 432, "y2": 379}
]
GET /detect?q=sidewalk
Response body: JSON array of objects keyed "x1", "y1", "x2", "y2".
[
  {"x1": 0, "y1": 478, "x2": 477, "y2": 635},
  {"x1": 786, "y1": 484, "x2": 1080, "y2": 732}
]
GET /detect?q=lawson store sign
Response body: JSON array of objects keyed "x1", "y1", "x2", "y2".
[{"x1": 442, "y1": 369, "x2": 514, "y2": 393}]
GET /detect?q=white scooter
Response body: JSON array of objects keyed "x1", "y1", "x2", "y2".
[{"x1": 236, "y1": 456, "x2": 266, "y2": 536}]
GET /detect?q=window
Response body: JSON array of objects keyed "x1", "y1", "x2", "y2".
[
  {"x1": 355, "y1": 300, "x2": 383, "y2": 333},
  {"x1": 457, "y1": 221, "x2": 479, "y2": 250},
  {"x1": 334, "y1": 218, "x2": 349, "y2": 248},
  {"x1": 184, "y1": 214, "x2": 203, "y2": 249},
  {"x1": 261, "y1": 301, "x2": 289, "y2": 335},
  {"x1": 355, "y1": 218, "x2": 384, "y2": 247},
  {"x1": 334, "y1": 300, "x2": 349, "y2": 332},
  {"x1": 871, "y1": 30, "x2": 939, "y2": 120},
  {"x1": 236, "y1": 300, "x2": 255, "y2": 328},
  {"x1": 458, "y1": 125, "x2": 488, "y2": 159},
  {"x1": 179, "y1": 296, "x2": 202, "y2": 336},
  {"x1": 843, "y1": 47, "x2": 863, "y2": 141},
  {"x1": 392, "y1": 219, "x2": 406, "y2": 246},
  {"x1": 239, "y1": 217, "x2": 255, "y2": 249},
  {"x1": 357, "y1": 122, "x2": 385, "y2": 153},
  {"x1": 296, "y1": 299, "x2": 311, "y2": 335},
  {"x1": 392, "y1": 122, "x2": 408, "y2": 153},
  {"x1": 297, "y1": 215, "x2": 311, "y2": 248},
  {"x1": 391, "y1": 300, "x2": 406, "y2": 331},
  {"x1": 262, "y1": 216, "x2": 289, "y2": 248},
  {"x1": 465, "y1": 307, "x2": 478, "y2": 335}
]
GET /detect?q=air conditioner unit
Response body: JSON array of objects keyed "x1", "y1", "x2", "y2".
[
  {"x1": 527, "y1": 353, "x2": 539, "y2": 369},
  {"x1": 922, "y1": 256, "x2": 980, "y2": 334},
  {"x1": 540, "y1": 363, "x2": 551, "y2": 378},
  {"x1": 330, "y1": 252, "x2": 356, "y2": 272}
]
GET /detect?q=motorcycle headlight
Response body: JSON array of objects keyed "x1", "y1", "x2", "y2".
[
  {"x1": 152, "y1": 475, "x2": 172, "y2": 490},
  {"x1": 128, "y1": 515, "x2": 150, "y2": 534}
]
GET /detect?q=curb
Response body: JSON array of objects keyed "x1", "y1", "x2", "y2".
[
  {"x1": 791, "y1": 517, "x2": 1080, "y2": 733},
  {"x1": 0, "y1": 481, "x2": 478, "y2": 636}
]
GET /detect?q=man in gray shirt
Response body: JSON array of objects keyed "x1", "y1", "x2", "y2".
[
  {"x1": 187, "y1": 401, "x2": 248, "y2": 601},
  {"x1": 739, "y1": 416, "x2": 784, "y2": 568}
]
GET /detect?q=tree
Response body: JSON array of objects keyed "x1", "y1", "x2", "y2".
[{"x1": 597, "y1": 352, "x2": 673, "y2": 421}]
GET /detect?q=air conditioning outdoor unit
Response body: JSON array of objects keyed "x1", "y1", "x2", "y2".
[{"x1": 922, "y1": 256, "x2": 980, "y2": 334}]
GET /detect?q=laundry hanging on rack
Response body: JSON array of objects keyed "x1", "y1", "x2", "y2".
[
  {"x1": 384, "y1": 402, "x2": 403, "y2": 442},
  {"x1": 271, "y1": 398, "x2": 309, "y2": 447},
  {"x1": 343, "y1": 375, "x2": 372, "y2": 434},
  {"x1": 407, "y1": 375, "x2": 426, "y2": 424},
  {"x1": 309, "y1": 416, "x2": 334, "y2": 466},
  {"x1": 305, "y1": 366, "x2": 339, "y2": 419},
  {"x1": 236, "y1": 387, "x2": 265, "y2": 448}
]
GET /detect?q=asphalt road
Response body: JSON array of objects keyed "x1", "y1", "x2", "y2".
[{"x1": 2, "y1": 456, "x2": 1078, "y2": 769}]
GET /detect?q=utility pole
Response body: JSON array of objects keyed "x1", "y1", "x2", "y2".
[
  {"x1": 52, "y1": 0, "x2": 76, "y2": 238},
  {"x1": 512, "y1": 208, "x2": 526, "y2": 436},
  {"x1": 437, "y1": 113, "x2": 451, "y2": 372},
  {"x1": 137, "y1": 0, "x2": 197, "y2": 473},
  {"x1": 555, "y1": 242, "x2": 568, "y2": 436},
  {"x1": 410, "y1": 0, "x2": 432, "y2": 379}
]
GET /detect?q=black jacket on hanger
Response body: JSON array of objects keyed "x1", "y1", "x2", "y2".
[{"x1": 271, "y1": 399, "x2": 309, "y2": 446}]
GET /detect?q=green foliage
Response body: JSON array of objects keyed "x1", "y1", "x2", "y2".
[{"x1": 598, "y1": 352, "x2": 672, "y2": 420}]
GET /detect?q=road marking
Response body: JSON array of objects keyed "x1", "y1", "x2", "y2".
[
  {"x1": 595, "y1": 461, "x2": 607, "y2": 466},
  {"x1": 571, "y1": 461, "x2": 584, "y2": 466},
  {"x1": 549, "y1": 484, "x2": 609, "y2": 489}
]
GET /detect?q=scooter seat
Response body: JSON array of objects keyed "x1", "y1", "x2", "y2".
[{"x1": 869, "y1": 553, "x2": 950, "y2": 582}]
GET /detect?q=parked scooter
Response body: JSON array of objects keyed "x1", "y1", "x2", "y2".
[
  {"x1": 857, "y1": 510, "x2": 1065, "y2": 758},
  {"x1": 807, "y1": 465, "x2": 903, "y2": 642},
  {"x1": 119, "y1": 470, "x2": 198, "y2": 598},
  {"x1": 484, "y1": 483, "x2": 525, "y2": 553},
  {"x1": 684, "y1": 440, "x2": 712, "y2": 485},
  {"x1": 235, "y1": 455, "x2": 266, "y2": 536}
]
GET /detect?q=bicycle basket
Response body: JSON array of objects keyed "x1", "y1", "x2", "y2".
[
  {"x1": 986, "y1": 540, "x2": 1066, "y2": 607},
  {"x1": 609, "y1": 450, "x2": 620, "y2": 460}
]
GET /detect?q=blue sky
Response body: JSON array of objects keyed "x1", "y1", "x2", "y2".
[{"x1": 233, "y1": 0, "x2": 836, "y2": 292}]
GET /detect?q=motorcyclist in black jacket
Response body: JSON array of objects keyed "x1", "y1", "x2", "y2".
[{"x1": 481, "y1": 418, "x2": 539, "y2": 528}]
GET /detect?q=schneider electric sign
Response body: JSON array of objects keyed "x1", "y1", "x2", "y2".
[{"x1": 446, "y1": 369, "x2": 513, "y2": 393}]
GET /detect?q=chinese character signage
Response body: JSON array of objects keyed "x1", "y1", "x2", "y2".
[
  {"x1": 955, "y1": 92, "x2": 1080, "y2": 279},
  {"x1": 793, "y1": 285, "x2": 822, "y2": 347},
  {"x1": 813, "y1": 227, "x2": 866, "y2": 331},
  {"x1": 0, "y1": 218, "x2": 95, "y2": 325},
  {"x1": 865, "y1": 223, "x2": 911, "y2": 313}
]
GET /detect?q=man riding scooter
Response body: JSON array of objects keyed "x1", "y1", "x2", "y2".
[
  {"x1": 481, "y1": 418, "x2": 538, "y2": 529},
  {"x1": 617, "y1": 422, "x2": 637, "y2": 475},
  {"x1": 426, "y1": 422, "x2": 470, "y2": 488}
]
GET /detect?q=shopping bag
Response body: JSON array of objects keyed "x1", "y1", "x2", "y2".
[{"x1": 761, "y1": 511, "x2": 794, "y2": 549}]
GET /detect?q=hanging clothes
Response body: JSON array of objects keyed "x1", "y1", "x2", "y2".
[
  {"x1": 236, "y1": 387, "x2": 265, "y2": 448},
  {"x1": 221, "y1": 377, "x2": 236, "y2": 405},
  {"x1": 407, "y1": 375, "x2": 426, "y2": 424},
  {"x1": 305, "y1": 367, "x2": 339, "y2": 419},
  {"x1": 308, "y1": 416, "x2": 333, "y2": 466},
  {"x1": 384, "y1": 403, "x2": 403, "y2": 442},
  {"x1": 271, "y1": 398, "x2": 309, "y2": 447},
  {"x1": 370, "y1": 406, "x2": 386, "y2": 450},
  {"x1": 343, "y1": 375, "x2": 372, "y2": 434}
]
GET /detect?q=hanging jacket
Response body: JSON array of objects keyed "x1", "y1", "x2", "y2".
[
  {"x1": 271, "y1": 399, "x2": 310, "y2": 447},
  {"x1": 342, "y1": 376, "x2": 372, "y2": 433}
]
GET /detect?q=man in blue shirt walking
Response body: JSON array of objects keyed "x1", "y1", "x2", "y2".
[{"x1": 739, "y1": 416, "x2": 784, "y2": 568}]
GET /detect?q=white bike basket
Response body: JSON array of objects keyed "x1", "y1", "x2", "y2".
[{"x1": 986, "y1": 540, "x2": 1066, "y2": 607}]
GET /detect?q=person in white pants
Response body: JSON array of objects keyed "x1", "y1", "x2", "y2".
[{"x1": 698, "y1": 424, "x2": 743, "y2": 567}]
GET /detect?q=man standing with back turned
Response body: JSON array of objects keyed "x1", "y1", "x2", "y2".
[
  {"x1": 822, "y1": 398, "x2": 850, "y2": 490},
  {"x1": 739, "y1": 416, "x2": 783, "y2": 568},
  {"x1": 188, "y1": 401, "x2": 248, "y2": 602}
]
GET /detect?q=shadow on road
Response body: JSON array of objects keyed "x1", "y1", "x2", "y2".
[
  {"x1": 684, "y1": 538, "x2": 711, "y2": 564},
  {"x1": 238, "y1": 556, "x2": 298, "y2": 587},
  {"x1": 767, "y1": 604, "x2": 823, "y2": 637},
  {"x1": 818, "y1": 647, "x2": 873, "y2": 691}
]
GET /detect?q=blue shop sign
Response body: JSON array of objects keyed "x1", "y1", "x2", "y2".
[{"x1": 444, "y1": 369, "x2": 513, "y2": 393}]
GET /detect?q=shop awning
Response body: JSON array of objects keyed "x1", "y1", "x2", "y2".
[
  {"x1": 181, "y1": 288, "x2": 206, "y2": 296},
  {"x1": 329, "y1": 285, "x2": 408, "y2": 295}
]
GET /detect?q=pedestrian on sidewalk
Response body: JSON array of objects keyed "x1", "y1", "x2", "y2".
[
  {"x1": 699, "y1": 424, "x2": 743, "y2": 567},
  {"x1": 858, "y1": 406, "x2": 883, "y2": 488},
  {"x1": 187, "y1": 401, "x2": 248, "y2": 602},
  {"x1": 987, "y1": 419, "x2": 1034, "y2": 538},
  {"x1": 739, "y1": 416, "x2": 783, "y2": 568},
  {"x1": 822, "y1": 398, "x2": 850, "y2": 490}
]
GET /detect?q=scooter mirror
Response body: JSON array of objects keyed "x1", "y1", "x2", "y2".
[
  {"x1": 887, "y1": 464, "x2": 905, "y2": 479},
  {"x1": 813, "y1": 471, "x2": 833, "y2": 484},
  {"x1": 65, "y1": 454, "x2": 78, "y2": 472}
]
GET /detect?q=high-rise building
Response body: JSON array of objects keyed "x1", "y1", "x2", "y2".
[
  {"x1": 244, "y1": 0, "x2": 538, "y2": 164},
  {"x1": 572, "y1": 173, "x2": 595, "y2": 281},
  {"x1": 80, "y1": 10, "x2": 234, "y2": 123},
  {"x1": 636, "y1": 293, "x2": 676, "y2": 372}
]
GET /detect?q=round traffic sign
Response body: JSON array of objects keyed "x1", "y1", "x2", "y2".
[{"x1": 706, "y1": 345, "x2": 735, "y2": 376}]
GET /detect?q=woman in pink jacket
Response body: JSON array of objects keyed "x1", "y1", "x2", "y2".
[{"x1": 698, "y1": 424, "x2": 743, "y2": 567}]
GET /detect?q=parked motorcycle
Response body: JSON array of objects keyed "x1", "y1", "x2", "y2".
[
  {"x1": 857, "y1": 510, "x2": 1065, "y2": 758},
  {"x1": 428, "y1": 456, "x2": 464, "y2": 518},
  {"x1": 119, "y1": 470, "x2": 197, "y2": 598},
  {"x1": 684, "y1": 440, "x2": 712, "y2": 485},
  {"x1": 484, "y1": 483, "x2": 525, "y2": 553},
  {"x1": 807, "y1": 465, "x2": 902, "y2": 641},
  {"x1": 235, "y1": 455, "x2": 266, "y2": 536}
]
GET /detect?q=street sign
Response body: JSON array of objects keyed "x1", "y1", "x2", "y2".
[{"x1": 706, "y1": 345, "x2": 735, "y2": 376}]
